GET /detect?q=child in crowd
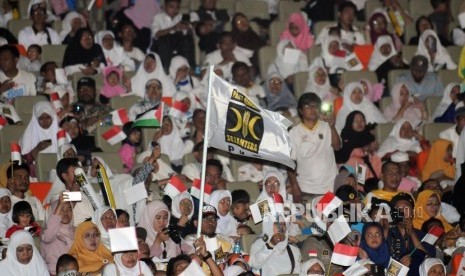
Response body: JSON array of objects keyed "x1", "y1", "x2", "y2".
[
  {"x1": 55, "y1": 254, "x2": 80, "y2": 276},
  {"x1": 99, "y1": 66, "x2": 127, "y2": 104},
  {"x1": 115, "y1": 209, "x2": 130, "y2": 228},
  {"x1": 118, "y1": 122, "x2": 142, "y2": 173},
  {"x1": 231, "y1": 189, "x2": 251, "y2": 224},
  {"x1": 6, "y1": 201, "x2": 41, "y2": 238},
  {"x1": 0, "y1": 188, "x2": 12, "y2": 238},
  {"x1": 26, "y1": 44, "x2": 42, "y2": 72}
]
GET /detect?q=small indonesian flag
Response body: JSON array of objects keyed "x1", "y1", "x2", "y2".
[
  {"x1": 316, "y1": 192, "x2": 343, "y2": 217},
  {"x1": 422, "y1": 225, "x2": 445, "y2": 245},
  {"x1": 331, "y1": 243, "x2": 359, "y2": 266},
  {"x1": 102, "y1": 126, "x2": 127, "y2": 145},
  {"x1": 110, "y1": 108, "x2": 130, "y2": 126},
  {"x1": 164, "y1": 175, "x2": 187, "y2": 199},
  {"x1": 273, "y1": 193, "x2": 284, "y2": 214},
  {"x1": 133, "y1": 103, "x2": 164, "y2": 128},
  {"x1": 57, "y1": 129, "x2": 67, "y2": 148},
  {"x1": 10, "y1": 143, "x2": 21, "y2": 164},
  {"x1": 190, "y1": 178, "x2": 213, "y2": 204},
  {"x1": 50, "y1": 92, "x2": 63, "y2": 112},
  {"x1": 0, "y1": 116, "x2": 7, "y2": 130},
  {"x1": 169, "y1": 100, "x2": 189, "y2": 119},
  {"x1": 308, "y1": 250, "x2": 317, "y2": 258},
  {"x1": 327, "y1": 215, "x2": 352, "y2": 244},
  {"x1": 161, "y1": 97, "x2": 172, "y2": 106}
]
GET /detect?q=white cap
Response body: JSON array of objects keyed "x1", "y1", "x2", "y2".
[{"x1": 391, "y1": 151, "x2": 409, "y2": 163}]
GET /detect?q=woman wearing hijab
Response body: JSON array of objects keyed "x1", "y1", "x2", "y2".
[
  {"x1": 94, "y1": 30, "x2": 135, "y2": 71},
  {"x1": 368, "y1": 12, "x2": 402, "y2": 50},
  {"x1": 249, "y1": 213, "x2": 302, "y2": 275},
  {"x1": 421, "y1": 139, "x2": 455, "y2": 182},
  {"x1": 0, "y1": 188, "x2": 12, "y2": 238},
  {"x1": 102, "y1": 250, "x2": 153, "y2": 276},
  {"x1": 280, "y1": 12, "x2": 314, "y2": 53},
  {"x1": 304, "y1": 66, "x2": 338, "y2": 101},
  {"x1": 299, "y1": 258, "x2": 325, "y2": 276},
  {"x1": 128, "y1": 79, "x2": 163, "y2": 122},
  {"x1": 231, "y1": 13, "x2": 265, "y2": 53},
  {"x1": 68, "y1": 221, "x2": 114, "y2": 274},
  {"x1": 310, "y1": 35, "x2": 347, "y2": 76},
  {"x1": 419, "y1": 258, "x2": 446, "y2": 276},
  {"x1": 409, "y1": 16, "x2": 451, "y2": 47},
  {"x1": 263, "y1": 73, "x2": 297, "y2": 117},
  {"x1": 130, "y1": 53, "x2": 176, "y2": 98},
  {"x1": 210, "y1": 190, "x2": 238, "y2": 237},
  {"x1": 168, "y1": 56, "x2": 200, "y2": 105},
  {"x1": 267, "y1": 39, "x2": 308, "y2": 81},
  {"x1": 62, "y1": 27, "x2": 106, "y2": 76},
  {"x1": 335, "y1": 82, "x2": 386, "y2": 132},
  {"x1": 41, "y1": 195, "x2": 74, "y2": 275},
  {"x1": 377, "y1": 119, "x2": 423, "y2": 159},
  {"x1": 153, "y1": 116, "x2": 187, "y2": 170},
  {"x1": 169, "y1": 191, "x2": 196, "y2": 238},
  {"x1": 416, "y1": 29, "x2": 457, "y2": 72},
  {"x1": 335, "y1": 111, "x2": 381, "y2": 179},
  {"x1": 91, "y1": 206, "x2": 117, "y2": 250},
  {"x1": 359, "y1": 222, "x2": 390, "y2": 269},
  {"x1": 257, "y1": 169, "x2": 287, "y2": 202},
  {"x1": 138, "y1": 200, "x2": 192, "y2": 258},
  {"x1": 383, "y1": 83, "x2": 427, "y2": 125},
  {"x1": 60, "y1": 11, "x2": 86, "y2": 44},
  {"x1": 0, "y1": 230, "x2": 49, "y2": 275},
  {"x1": 433, "y1": 83, "x2": 463, "y2": 122},
  {"x1": 414, "y1": 190, "x2": 453, "y2": 232}
]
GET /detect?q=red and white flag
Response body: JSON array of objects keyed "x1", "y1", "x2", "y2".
[
  {"x1": 110, "y1": 108, "x2": 130, "y2": 126},
  {"x1": 308, "y1": 250, "x2": 318, "y2": 258},
  {"x1": 331, "y1": 243, "x2": 359, "y2": 266},
  {"x1": 169, "y1": 100, "x2": 189, "y2": 119},
  {"x1": 50, "y1": 92, "x2": 63, "y2": 112},
  {"x1": 102, "y1": 126, "x2": 127, "y2": 145},
  {"x1": 10, "y1": 143, "x2": 21, "y2": 164},
  {"x1": 327, "y1": 215, "x2": 352, "y2": 244},
  {"x1": 316, "y1": 192, "x2": 343, "y2": 217},
  {"x1": 0, "y1": 116, "x2": 7, "y2": 130},
  {"x1": 190, "y1": 178, "x2": 213, "y2": 204},
  {"x1": 57, "y1": 129, "x2": 67, "y2": 148},
  {"x1": 164, "y1": 175, "x2": 187, "y2": 199},
  {"x1": 273, "y1": 193, "x2": 284, "y2": 214},
  {"x1": 422, "y1": 225, "x2": 445, "y2": 245}
]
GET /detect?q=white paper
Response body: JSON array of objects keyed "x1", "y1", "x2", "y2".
[
  {"x1": 204, "y1": 237, "x2": 219, "y2": 252},
  {"x1": 459, "y1": 12, "x2": 465, "y2": 29},
  {"x1": 346, "y1": 53, "x2": 364, "y2": 71},
  {"x1": 249, "y1": 198, "x2": 276, "y2": 223},
  {"x1": 124, "y1": 182, "x2": 148, "y2": 205},
  {"x1": 356, "y1": 163, "x2": 367, "y2": 185},
  {"x1": 283, "y1": 48, "x2": 301, "y2": 65},
  {"x1": 55, "y1": 68, "x2": 68, "y2": 84},
  {"x1": 328, "y1": 215, "x2": 352, "y2": 244},
  {"x1": 179, "y1": 260, "x2": 205, "y2": 276},
  {"x1": 63, "y1": 191, "x2": 82, "y2": 202},
  {"x1": 108, "y1": 227, "x2": 138, "y2": 252},
  {"x1": 387, "y1": 258, "x2": 409, "y2": 276},
  {"x1": 343, "y1": 261, "x2": 369, "y2": 276}
]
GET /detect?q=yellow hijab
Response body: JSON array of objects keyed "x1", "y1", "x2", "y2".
[
  {"x1": 421, "y1": 139, "x2": 455, "y2": 182},
  {"x1": 413, "y1": 190, "x2": 453, "y2": 232},
  {"x1": 68, "y1": 221, "x2": 114, "y2": 274}
]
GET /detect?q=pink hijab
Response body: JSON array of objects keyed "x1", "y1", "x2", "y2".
[
  {"x1": 101, "y1": 67, "x2": 126, "y2": 98},
  {"x1": 280, "y1": 12, "x2": 314, "y2": 52},
  {"x1": 124, "y1": 0, "x2": 160, "y2": 29}
]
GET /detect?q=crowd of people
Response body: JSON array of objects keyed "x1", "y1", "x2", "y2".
[{"x1": 1, "y1": 0, "x2": 465, "y2": 275}]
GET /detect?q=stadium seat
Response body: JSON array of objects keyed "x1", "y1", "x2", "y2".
[
  {"x1": 94, "y1": 125, "x2": 123, "y2": 152},
  {"x1": 189, "y1": 0, "x2": 201, "y2": 11},
  {"x1": 92, "y1": 152, "x2": 125, "y2": 174},
  {"x1": 0, "y1": 124, "x2": 27, "y2": 152},
  {"x1": 7, "y1": 19, "x2": 31, "y2": 38},
  {"x1": 229, "y1": 157, "x2": 252, "y2": 181},
  {"x1": 269, "y1": 20, "x2": 287, "y2": 47},
  {"x1": 379, "y1": 97, "x2": 392, "y2": 113},
  {"x1": 401, "y1": 45, "x2": 417, "y2": 64},
  {"x1": 241, "y1": 234, "x2": 258, "y2": 254},
  {"x1": 235, "y1": 0, "x2": 269, "y2": 20},
  {"x1": 41, "y1": 44, "x2": 67, "y2": 66},
  {"x1": 0, "y1": 153, "x2": 9, "y2": 164},
  {"x1": 294, "y1": 71, "x2": 309, "y2": 100},
  {"x1": 425, "y1": 96, "x2": 442, "y2": 119},
  {"x1": 409, "y1": 0, "x2": 433, "y2": 21},
  {"x1": 278, "y1": 0, "x2": 306, "y2": 21},
  {"x1": 404, "y1": 23, "x2": 416, "y2": 44},
  {"x1": 109, "y1": 95, "x2": 142, "y2": 111},
  {"x1": 14, "y1": 95, "x2": 48, "y2": 119},
  {"x1": 226, "y1": 181, "x2": 260, "y2": 202},
  {"x1": 183, "y1": 152, "x2": 196, "y2": 166},
  {"x1": 160, "y1": 154, "x2": 171, "y2": 167},
  {"x1": 375, "y1": 122, "x2": 394, "y2": 144},
  {"x1": 342, "y1": 71, "x2": 378, "y2": 86},
  {"x1": 314, "y1": 21, "x2": 336, "y2": 40},
  {"x1": 447, "y1": 46, "x2": 462, "y2": 63},
  {"x1": 423, "y1": 123, "x2": 454, "y2": 142},
  {"x1": 258, "y1": 46, "x2": 276, "y2": 80},
  {"x1": 387, "y1": 69, "x2": 409, "y2": 92},
  {"x1": 438, "y1": 69, "x2": 461, "y2": 86},
  {"x1": 217, "y1": 0, "x2": 236, "y2": 12},
  {"x1": 36, "y1": 153, "x2": 57, "y2": 182},
  {"x1": 307, "y1": 45, "x2": 322, "y2": 64},
  {"x1": 364, "y1": 0, "x2": 382, "y2": 20}
]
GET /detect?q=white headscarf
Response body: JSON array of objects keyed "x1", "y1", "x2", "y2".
[
  {"x1": 300, "y1": 258, "x2": 325, "y2": 276},
  {"x1": 303, "y1": 66, "x2": 334, "y2": 101},
  {"x1": 0, "y1": 230, "x2": 49, "y2": 275},
  {"x1": 320, "y1": 35, "x2": 347, "y2": 74},
  {"x1": 368, "y1": 35, "x2": 397, "y2": 71},
  {"x1": 268, "y1": 39, "x2": 308, "y2": 79},
  {"x1": 209, "y1": 190, "x2": 237, "y2": 236},
  {"x1": 262, "y1": 213, "x2": 288, "y2": 254},
  {"x1": 138, "y1": 200, "x2": 170, "y2": 246},
  {"x1": 131, "y1": 53, "x2": 176, "y2": 98},
  {"x1": 257, "y1": 168, "x2": 287, "y2": 201},
  {"x1": 171, "y1": 191, "x2": 194, "y2": 220},
  {"x1": 223, "y1": 265, "x2": 246, "y2": 276},
  {"x1": 433, "y1": 83, "x2": 460, "y2": 120},
  {"x1": 60, "y1": 11, "x2": 86, "y2": 41},
  {"x1": 377, "y1": 119, "x2": 422, "y2": 158},
  {"x1": 91, "y1": 206, "x2": 116, "y2": 250},
  {"x1": 416, "y1": 29, "x2": 457, "y2": 72},
  {"x1": 159, "y1": 117, "x2": 186, "y2": 166},
  {"x1": 0, "y1": 188, "x2": 12, "y2": 236},
  {"x1": 20, "y1": 101, "x2": 59, "y2": 154},
  {"x1": 169, "y1": 55, "x2": 190, "y2": 80},
  {"x1": 419, "y1": 258, "x2": 445, "y2": 276},
  {"x1": 57, "y1": 143, "x2": 77, "y2": 160},
  {"x1": 335, "y1": 82, "x2": 387, "y2": 132},
  {"x1": 383, "y1": 82, "x2": 422, "y2": 124},
  {"x1": 113, "y1": 251, "x2": 153, "y2": 275}
]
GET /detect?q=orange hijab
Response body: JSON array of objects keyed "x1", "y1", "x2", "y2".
[
  {"x1": 421, "y1": 139, "x2": 455, "y2": 181},
  {"x1": 413, "y1": 190, "x2": 453, "y2": 232},
  {"x1": 68, "y1": 221, "x2": 114, "y2": 274}
]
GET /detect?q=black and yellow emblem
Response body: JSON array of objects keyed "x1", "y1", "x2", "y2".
[{"x1": 225, "y1": 89, "x2": 264, "y2": 153}]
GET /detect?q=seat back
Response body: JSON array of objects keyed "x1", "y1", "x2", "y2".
[
  {"x1": 0, "y1": 125, "x2": 27, "y2": 152},
  {"x1": 41, "y1": 44, "x2": 67, "y2": 66},
  {"x1": 425, "y1": 96, "x2": 442, "y2": 119},
  {"x1": 423, "y1": 123, "x2": 455, "y2": 142},
  {"x1": 109, "y1": 95, "x2": 142, "y2": 111},
  {"x1": 226, "y1": 181, "x2": 260, "y2": 202},
  {"x1": 379, "y1": 97, "x2": 392, "y2": 113},
  {"x1": 94, "y1": 125, "x2": 122, "y2": 152},
  {"x1": 36, "y1": 153, "x2": 58, "y2": 181},
  {"x1": 375, "y1": 123, "x2": 394, "y2": 144},
  {"x1": 235, "y1": 0, "x2": 270, "y2": 20},
  {"x1": 294, "y1": 71, "x2": 309, "y2": 100},
  {"x1": 92, "y1": 152, "x2": 125, "y2": 174},
  {"x1": 7, "y1": 19, "x2": 31, "y2": 38},
  {"x1": 258, "y1": 46, "x2": 276, "y2": 80}
]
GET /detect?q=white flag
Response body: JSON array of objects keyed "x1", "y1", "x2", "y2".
[{"x1": 207, "y1": 72, "x2": 294, "y2": 168}]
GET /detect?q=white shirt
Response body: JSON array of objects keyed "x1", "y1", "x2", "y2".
[
  {"x1": 440, "y1": 126, "x2": 460, "y2": 158},
  {"x1": 11, "y1": 194, "x2": 45, "y2": 221},
  {"x1": 250, "y1": 239, "x2": 302, "y2": 275},
  {"x1": 316, "y1": 24, "x2": 366, "y2": 46},
  {"x1": 0, "y1": 70, "x2": 37, "y2": 101},
  {"x1": 203, "y1": 47, "x2": 252, "y2": 81},
  {"x1": 124, "y1": 47, "x2": 145, "y2": 63},
  {"x1": 151, "y1": 12, "x2": 182, "y2": 37},
  {"x1": 289, "y1": 121, "x2": 338, "y2": 194},
  {"x1": 453, "y1": 28, "x2": 465, "y2": 46},
  {"x1": 18, "y1": 26, "x2": 61, "y2": 48}
]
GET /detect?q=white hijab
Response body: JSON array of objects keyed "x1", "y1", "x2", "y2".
[
  {"x1": 57, "y1": 143, "x2": 77, "y2": 160},
  {"x1": 209, "y1": 190, "x2": 237, "y2": 236},
  {"x1": 303, "y1": 66, "x2": 334, "y2": 102},
  {"x1": 262, "y1": 213, "x2": 288, "y2": 253},
  {"x1": 0, "y1": 230, "x2": 49, "y2": 275},
  {"x1": 171, "y1": 191, "x2": 194, "y2": 220},
  {"x1": 416, "y1": 29, "x2": 457, "y2": 72},
  {"x1": 268, "y1": 39, "x2": 308, "y2": 79},
  {"x1": 159, "y1": 117, "x2": 185, "y2": 165},
  {"x1": 60, "y1": 11, "x2": 86, "y2": 41},
  {"x1": 113, "y1": 252, "x2": 153, "y2": 275},
  {"x1": 419, "y1": 258, "x2": 445, "y2": 276},
  {"x1": 20, "y1": 101, "x2": 59, "y2": 154},
  {"x1": 91, "y1": 206, "x2": 116, "y2": 250},
  {"x1": 223, "y1": 265, "x2": 246, "y2": 276},
  {"x1": 383, "y1": 82, "x2": 422, "y2": 124},
  {"x1": 131, "y1": 53, "x2": 176, "y2": 98},
  {"x1": 368, "y1": 35, "x2": 397, "y2": 71},
  {"x1": 257, "y1": 168, "x2": 287, "y2": 201},
  {"x1": 0, "y1": 188, "x2": 12, "y2": 236},
  {"x1": 433, "y1": 83, "x2": 460, "y2": 120},
  {"x1": 335, "y1": 82, "x2": 387, "y2": 132},
  {"x1": 300, "y1": 258, "x2": 325, "y2": 276},
  {"x1": 377, "y1": 119, "x2": 422, "y2": 158},
  {"x1": 320, "y1": 35, "x2": 347, "y2": 74}
]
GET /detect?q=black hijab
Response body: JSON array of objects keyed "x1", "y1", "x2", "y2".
[
  {"x1": 62, "y1": 27, "x2": 107, "y2": 67},
  {"x1": 231, "y1": 13, "x2": 265, "y2": 52}
]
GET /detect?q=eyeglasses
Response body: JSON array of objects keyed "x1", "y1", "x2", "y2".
[
  {"x1": 202, "y1": 217, "x2": 218, "y2": 222},
  {"x1": 219, "y1": 199, "x2": 231, "y2": 205},
  {"x1": 426, "y1": 202, "x2": 440, "y2": 207},
  {"x1": 83, "y1": 232, "x2": 100, "y2": 240},
  {"x1": 366, "y1": 233, "x2": 382, "y2": 238},
  {"x1": 269, "y1": 79, "x2": 282, "y2": 85},
  {"x1": 302, "y1": 104, "x2": 319, "y2": 110},
  {"x1": 264, "y1": 181, "x2": 280, "y2": 189},
  {"x1": 101, "y1": 215, "x2": 116, "y2": 221},
  {"x1": 180, "y1": 201, "x2": 192, "y2": 206}
]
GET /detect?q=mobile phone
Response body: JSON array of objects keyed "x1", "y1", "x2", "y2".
[
  {"x1": 44, "y1": 139, "x2": 52, "y2": 143},
  {"x1": 181, "y1": 14, "x2": 190, "y2": 23}
]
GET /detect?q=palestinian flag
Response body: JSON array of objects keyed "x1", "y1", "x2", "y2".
[{"x1": 133, "y1": 103, "x2": 164, "y2": 128}]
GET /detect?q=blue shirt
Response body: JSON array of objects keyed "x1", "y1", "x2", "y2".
[{"x1": 396, "y1": 72, "x2": 444, "y2": 101}]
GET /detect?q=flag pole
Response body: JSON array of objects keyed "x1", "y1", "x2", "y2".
[{"x1": 197, "y1": 66, "x2": 215, "y2": 237}]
